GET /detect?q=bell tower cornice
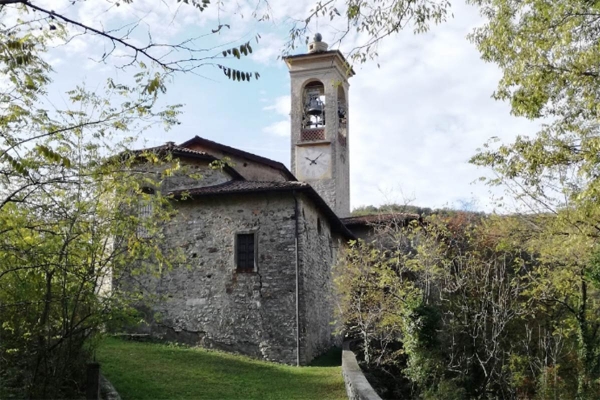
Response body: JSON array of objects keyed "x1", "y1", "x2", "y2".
[{"x1": 284, "y1": 50, "x2": 355, "y2": 80}]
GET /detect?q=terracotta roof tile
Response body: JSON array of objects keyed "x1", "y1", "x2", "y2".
[{"x1": 131, "y1": 142, "x2": 211, "y2": 158}]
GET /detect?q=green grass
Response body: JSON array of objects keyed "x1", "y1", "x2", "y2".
[{"x1": 96, "y1": 337, "x2": 346, "y2": 400}]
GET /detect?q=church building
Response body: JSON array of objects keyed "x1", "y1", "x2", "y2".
[{"x1": 129, "y1": 35, "x2": 370, "y2": 365}]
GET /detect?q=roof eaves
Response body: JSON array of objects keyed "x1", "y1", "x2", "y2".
[{"x1": 179, "y1": 136, "x2": 297, "y2": 181}]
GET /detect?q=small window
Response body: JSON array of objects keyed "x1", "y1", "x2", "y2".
[
  {"x1": 236, "y1": 233, "x2": 255, "y2": 272},
  {"x1": 137, "y1": 187, "x2": 155, "y2": 239},
  {"x1": 317, "y1": 217, "x2": 322, "y2": 235}
]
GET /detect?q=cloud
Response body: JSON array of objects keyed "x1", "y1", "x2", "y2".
[
  {"x1": 262, "y1": 95, "x2": 290, "y2": 136},
  {"x1": 343, "y1": 2, "x2": 539, "y2": 212},
  {"x1": 263, "y1": 120, "x2": 290, "y2": 137},
  {"x1": 263, "y1": 95, "x2": 290, "y2": 116},
  {"x1": 250, "y1": 33, "x2": 286, "y2": 65}
]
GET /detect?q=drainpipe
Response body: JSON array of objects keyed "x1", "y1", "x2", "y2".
[{"x1": 293, "y1": 191, "x2": 301, "y2": 367}]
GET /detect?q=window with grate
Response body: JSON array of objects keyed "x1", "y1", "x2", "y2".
[
  {"x1": 137, "y1": 187, "x2": 155, "y2": 239},
  {"x1": 236, "y1": 233, "x2": 255, "y2": 272}
]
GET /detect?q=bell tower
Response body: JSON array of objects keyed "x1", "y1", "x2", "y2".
[{"x1": 284, "y1": 34, "x2": 354, "y2": 218}]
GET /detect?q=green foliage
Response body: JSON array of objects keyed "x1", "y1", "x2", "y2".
[
  {"x1": 0, "y1": 6, "x2": 188, "y2": 399},
  {"x1": 466, "y1": 1, "x2": 600, "y2": 397},
  {"x1": 352, "y1": 203, "x2": 434, "y2": 216},
  {"x1": 286, "y1": 0, "x2": 451, "y2": 64},
  {"x1": 351, "y1": 203, "x2": 485, "y2": 218},
  {"x1": 335, "y1": 212, "x2": 600, "y2": 398}
]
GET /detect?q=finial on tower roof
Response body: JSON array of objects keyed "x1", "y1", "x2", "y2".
[{"x1": 308, "y1": 33, "x2": 328, "y2": 53}]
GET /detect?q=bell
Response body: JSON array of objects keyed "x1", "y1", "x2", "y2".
[
  {"x1": 338, "y1": 103, "x2": 346, "y2": 119},
  {"x1": 306, "y1": 97, "x2": 324, "y2": 116}
]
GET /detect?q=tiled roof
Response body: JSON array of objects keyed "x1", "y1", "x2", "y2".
[
  {"x1": 169, "y1": 181, "x2": 354, "y2": 239},
  {"x1": 168, "y1": 180, "x2": 309, "y2": 196},
  {"x1": 130, "y1": 142, "x2": 211, "y2": 157},
  {"x1": 341, "y1": 213, "x2": 420, "y2": 226},
  {"x1": 126, "y1": 142, "x2": 244, "y2": 180},
  {"x1": 179, "y1": 136, "x2": 297, "y2": 181}
]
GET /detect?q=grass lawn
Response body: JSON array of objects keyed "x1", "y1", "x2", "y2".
[{"x1": 96, "y1": 337, "x2": 346, "y2": 400}]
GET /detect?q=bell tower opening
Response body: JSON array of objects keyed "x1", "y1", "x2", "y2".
[
  {"x1": 284, "y1": 34, "x2": 355, "y2": 218},
  {"x1": 337, "y1": 86, "x2": 347, "y2": 149},
  {"x1": 302, "y1": 81, "x2": 326, "y2": 142}
]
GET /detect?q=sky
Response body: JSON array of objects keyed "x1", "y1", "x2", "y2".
[{"x1": 20, "y1": 0, "x2": 539, "y2": 212}]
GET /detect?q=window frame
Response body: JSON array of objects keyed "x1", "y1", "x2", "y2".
[{"x1": 234, "y1": 231, "x2": 258, "y2": 273}]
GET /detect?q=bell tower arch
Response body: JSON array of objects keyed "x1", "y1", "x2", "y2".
[{"x1": 284, "y1": 34, "x2": 354, "y2": 218}]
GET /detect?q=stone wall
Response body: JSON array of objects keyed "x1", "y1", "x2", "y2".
[
  {"x1": 160, "y1": 159, "x2": 232, "y2": 191},
  {"x1": 342, "y1": 341, "x2": 383, "y2": 400},
  {"x1": 297, "y1": 196, "x2": 342, "y2": 364},
  {"x1": 135, "y1": 192, "x2": 300, "y2": 364},
  {"x1": 134, "y1": 158, "x2": 232, "y2": 193}
]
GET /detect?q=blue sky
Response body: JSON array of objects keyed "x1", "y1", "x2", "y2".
[{"x1": 30, "y1": 0, "x2": 539, "y2": 212}]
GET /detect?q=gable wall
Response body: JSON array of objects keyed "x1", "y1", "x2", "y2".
[
  {"x1": 134, "y1": 192, "x2": 300, "y2": 364},
  {"x1": 185, "y1": 143, "x2": 289, "y2": 182},
  {"x1": 164, "y1": 158, "x2": 232, "y2": 191},
  {"x1": 137, "y1": 158, "x2": 232, "y2": 192}
]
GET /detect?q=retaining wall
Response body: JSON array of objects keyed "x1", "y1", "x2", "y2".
[{"x1": 341, "y1": 341, "x2": 383, "y2": 400}]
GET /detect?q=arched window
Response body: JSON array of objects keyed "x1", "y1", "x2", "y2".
[{"x1": 301, "y1": 81, "x2": 326, "y2": 142}]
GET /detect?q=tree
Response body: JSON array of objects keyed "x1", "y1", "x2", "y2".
[
  {"x1": 0, "y1": 15, "x2": 187, "y2": 393},
  {"x1": 334, "y1": 212, "x2": 600, "y2": 399},
  {"x1": 0, "y1": 0, "x2": 261, "y2": 79},
  {"x1": 467, "y1": 1, "x2": 600, "y2": 396},
  {"x1": 285, "y1": 0, "x2": 451, "y2": 63},
  {"x1": 0, "y1": 1, "x2": 258, "y2": 397}
]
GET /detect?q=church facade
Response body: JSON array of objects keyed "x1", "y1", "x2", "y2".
[{"x1": 128, "y1": 36, "x2": 367, "y2": 365}]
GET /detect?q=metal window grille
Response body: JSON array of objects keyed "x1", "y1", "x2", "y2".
[
  {"x1": 301, "y1": 128, "x2": 325, "y2": 142},
  {"x1": 236, "y1": 233, "x2": 255, "y2": 271},
  {"x1": 137, "y1": 202, "x2": 153, "y2": 238}
]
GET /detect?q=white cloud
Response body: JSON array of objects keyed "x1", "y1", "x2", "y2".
[
  {"x1": 250, "y1": 33, "x2": 286, "y2": 65},
  {"x1": 263, "y1": 120, "x2": 290, "y2": 137},
  {"x1": 331, "y1": 1, "x2": 540, "y2": 212},
  {"x1": 262, "y1": 95, "x2": 290, "y2": 136},
  {"x1": 263, "y1": 95, "x2": 290, "y2": 116}
]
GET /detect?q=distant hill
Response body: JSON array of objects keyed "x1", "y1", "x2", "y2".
[{"x1": 351, "y1": 204, "x2": 484, "y2": 218}]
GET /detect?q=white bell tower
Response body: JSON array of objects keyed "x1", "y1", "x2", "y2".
[{"x1": 284, "y1": 34, "x2": 354, "y2": 218}]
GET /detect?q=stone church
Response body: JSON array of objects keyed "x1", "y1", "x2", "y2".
[{"x1": 130, "y1": 35, "x2": 373, "y2": 365}]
